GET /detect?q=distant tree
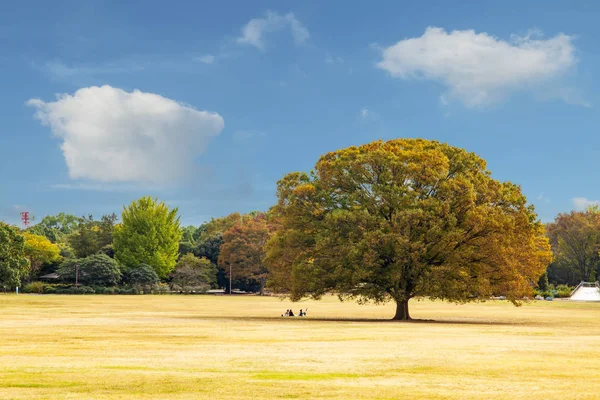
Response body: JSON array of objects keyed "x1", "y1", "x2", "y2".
[
  {"x1": 194, "y1": 233, "x2": 223, "y2": 264},
  {"x1": 0, "y1": 223, "x2": 29, "y2": 288},
  {"x1": 198, "y1": 213, "x2": 255, "y2": 239},
  {"x1": 68, "y1": 214, "x2": 117, "y2": 258},
  {"x1": 22, "y1": 232, "x2": 62, "y2": 281},
  {"x1": 172, "y1": 254, "x2": 217, "y2": 290},
  {"x1": 219, "y1": 214, "x2": 272, "y2": 295},
  {"x1": 28, "y1": 213, "x2": 78, "y2": 243},
  {"x1": 128, "y1": 263, "x2": 160, "y2": 286},
  {"x1": 537, "y1": 271, "x2": 549, "y2": 291},
  {"x1": 178, "y1": 241, "x2": 195, "y2": 257},
  {"x1": 265, "y1": 139, "x2": 552, "y2": 320},
  {"x1": 57, "y1": 254, "x2": 122, "y2": 286},
  {"x1": 546, "y1": 208, "x2": 600, "y2": 284},
  {"x1": 113, "y1": 197, "x2": 182, "y2": 278},
  {"x1": 181, "y1": 226, "x2": 200, "y2": 243}
]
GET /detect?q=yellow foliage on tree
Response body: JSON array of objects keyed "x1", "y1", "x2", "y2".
[
  {"x1": 22, "y1": 232, "x2": 62, "y2": 279},
  {"x1": 265, "y1": 139, "x2": 552, "y2": 320}
]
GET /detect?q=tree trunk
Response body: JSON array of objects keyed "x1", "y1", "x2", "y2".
[
  {"x1": 259, "y1": 278, "x2": 265, "y2": 296},
  {"x1": 392, "y1": 299, "x2": 411, "y2": 321}
]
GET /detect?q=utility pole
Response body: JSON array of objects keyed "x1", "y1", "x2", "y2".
[
  {"x1": 75, "y1": 264, "x2": 79, "y2": 288},
  {"x1": 229, "y1": 264, "x2": 232, "y2": 295}
]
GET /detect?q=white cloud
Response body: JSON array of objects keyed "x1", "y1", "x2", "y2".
[
  {"x1": 377, "y1": 27, "x2": 579, "y2": 108},
  {"x1": 197, "y1": 54, "x2": 215, "y2": 64},
  {"x1": 360, "y1": 108, "x2": 371, "y2": 119},
  {"x1": 237, "y1": 11, "x2": 309, "y2": 51},
  {"x1": 572, "y1": 197, "x2": 599, "y2": 211},
  {"x1": 27, "y1": 85, "x2": 224, "y2": 184}
]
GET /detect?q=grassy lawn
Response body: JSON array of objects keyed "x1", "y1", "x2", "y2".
[{"x1": 1, "y1": 294, "x2": 600, "y2": 399}]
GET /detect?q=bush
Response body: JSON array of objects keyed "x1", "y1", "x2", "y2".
[
  {"x1": 42, "y1": 283, "x2": 71, "y2": 294},
  {"x1": 24, "y1": 281, "x2": 47, "y2": 294},
  {"x1": 104, "y1": 287, "x2": 116, "y2": 294},
  {"x1": 41, "y1": 284, "x2": 95, "y2": 294},
  {"x1": 57, "y1": 255, "x2": 122, "y2": 286},
  {"x1": 554, "y1": 284, "x2": 573, "y2": 298},
  {"x1": 128, "y1": 264, "x2": 160, "y2": 286},
  {"x1": 93, "y1": 286, "x2": 106, "y2": 294}
]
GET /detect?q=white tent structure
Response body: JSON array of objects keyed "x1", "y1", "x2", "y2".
[{"x1": 570, "y1": 282, "x2": 600, "y2": 301}]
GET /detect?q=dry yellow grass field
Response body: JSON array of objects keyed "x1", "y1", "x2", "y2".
[{"x1": 1, "y1": 294, "x2": 600, "y2": 399}]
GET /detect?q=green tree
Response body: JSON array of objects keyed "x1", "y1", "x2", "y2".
[
  {"x1": 57, "y1": 254, "x2": 122, "y2": 286},
  {"x1": 113, "y1": 197, "x2": 182, "y2": 278},
  {"x1": 546, "y1": 208, "x2": 600, "y2": 284},
  {"x1": 219, "y1": 214, "x2": 272, "y2": 295},
  {"x1": 128, "y1": 263, "x2": 160, "y2": 286},
  {"x1": 0, "y1": 223, "x2": 30, "y2": 288},
  {"x1": 28, "y1": 213, "x2": 78, "y2": 243},
  {"x1": 265, "y1": 139, "x2": 552, "y2": 320},
  {"x1": 68, "y1": 214, "x2": 117, "y2": 258},
  {"x1": 172, "y1": 253, "x2": 217, "y2": 290}
]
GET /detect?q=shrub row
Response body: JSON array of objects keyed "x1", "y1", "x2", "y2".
[{"x1": 23, "y1": 282, "x2": 172, "y2": 295}]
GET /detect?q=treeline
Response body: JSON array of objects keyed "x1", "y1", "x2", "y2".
[
  {"x1": 0, "y1": 197, "x2": 271, "y2": 295},
  {"x1": 543, "y1": 206, "x2": 600, "y2": 287},
  {"x1": 2, "y1": 197, "x2": 599, "y2": 296}
]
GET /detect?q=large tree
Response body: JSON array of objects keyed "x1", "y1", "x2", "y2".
[
  {"x1": 546, "y1": 208, "x2": 600, "y2": 284},
  {"x1": 265, "y1": 139, "x2": 552, "y2": 320},
  {"x1": 0, "y1": 223, "x2": 29, "y2": 288},
  {"x1": 219, "y1": 213, "x2": 272, "y2": 295},
  {"x1": 113, "y1": 197, "x2": 182, "y2": 278},
  {"x1": 22, "y1": 232, "x2": 62, "y2": 280}
]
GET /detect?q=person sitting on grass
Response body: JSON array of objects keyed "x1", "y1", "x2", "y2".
[
  {"x1": 288, "y1": 309, "x2": 295, "y2": 317},
  {"x1": 282, "y1": 309, "x2": 289, "y2": 317}
]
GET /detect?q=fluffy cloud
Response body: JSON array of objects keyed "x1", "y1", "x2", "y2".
[
  {"x1": 572, "y1": 197, "x2": 599, "y2": 211},
  {"x1": 27, "y1": 85, "x2": 224, "y2": 184},
  {"x1": 237, "y1": 11, "x2": 309, "y2": 51},
  {"x1": 377, "y1": 27, "x2": 578, "y2": 108}
]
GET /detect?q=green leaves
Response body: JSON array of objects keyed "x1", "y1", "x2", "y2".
[
  {"x1": 0, "y1": 223, "x2": 30, "y2": 287},
  {"x1": 113, "y1": 197, "x2": 182, "y2": 279}
]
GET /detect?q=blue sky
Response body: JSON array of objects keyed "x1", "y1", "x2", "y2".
[{"x1": 1, "y1": 0, "x2": 599, "y2": 226}]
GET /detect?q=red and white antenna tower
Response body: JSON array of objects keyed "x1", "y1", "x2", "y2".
[{"x1": 20, "y1": 211, "x2": 30, "y2": 228}]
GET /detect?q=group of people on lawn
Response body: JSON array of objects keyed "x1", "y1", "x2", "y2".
[{"x1": 282, "y1": 309, "x2": 306, "y2": 317}]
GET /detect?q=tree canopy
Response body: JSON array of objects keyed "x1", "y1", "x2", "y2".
[
  {"x1": 546, "y1": 208, "x2": 600, "y2": 284},
  {"x1": 22, "y1": 232, "x2": 62, "y2": 280},
  {"x1": 57, "y1": 254, "x2": 122, "y2": 286},
  {"x1": 265, "y1": 139, "x2": 552, "y2": 320},
  {"x1": 113, "y1": 197, "x2": 182, "y2": 278},
  {"x1": 28, "y1": 213, "x2": 78, "y2": 243},
  {"x1": 127, "y1": 263, "x2": 160, "y2": 286},
  {"x1": 0, "y1": 223, "x2": 29, "y2": 288},
  {"x1": 172, "y1": 253, "x2": 217, "y2": 290},
  {"x1": 68, "y1": 214, "x2": 117, "y2": 258},
  {"x1": 219, "y1": 213, "x2": 272, "y2": 295}
]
